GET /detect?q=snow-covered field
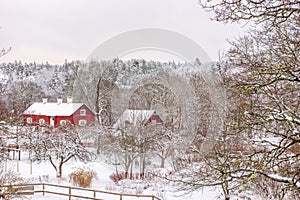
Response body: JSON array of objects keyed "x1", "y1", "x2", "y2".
[{"x1": 5, "y1": 151, "x2": 221, "y2": 200}]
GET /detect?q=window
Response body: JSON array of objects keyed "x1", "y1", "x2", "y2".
[
  {"x1": 80, "y1": 109, "x2": 86, "y2": 116},
  {"x1": 26, "y1": 118, "x2": 32, "y2": 124},
  {"x1": 151, "y1": 120, "x2": 157, "y2": 124},
  {"x1": 60, "y1": 120, "x2": 67, "y2": 126},
  {"x1": 39, "y1": 118, "x2": 45, "y2": 125},
  {"x1": 78, "y1": 119, "x2": 87, "y2": 126}
]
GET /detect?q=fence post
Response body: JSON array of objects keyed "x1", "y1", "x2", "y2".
[
  {"x1": 120, "y1": 193, "x2": 122, "y2": 200},
  {"x1": 152, "y1": 195, "x2": 154, "y2": 200},
  {"x1": 42, "y1": 184, "x2": 45, "y2": 196},
  {"x1": 69, "y1": 187, "x2": 71, "y2": 200},
  {"x1": 93, "y1": 190, "x2": 96, "y2": 199}
]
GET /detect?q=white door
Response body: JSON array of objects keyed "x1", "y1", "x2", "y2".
[{"x1": 50, "y1": 116, "x2": 55, "y2": 126}]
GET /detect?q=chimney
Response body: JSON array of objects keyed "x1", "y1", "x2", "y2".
[
  {"x1": 42, "y1": 98, "x2": 47, "y2": 104},
  {"x1": 67, "y1": 97, "x2": 73, "y2": 104},
  {"x1": 57, "y1": 98, "x2": 63, "y2": 105}
]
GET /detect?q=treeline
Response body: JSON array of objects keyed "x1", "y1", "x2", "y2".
[
  {"x1": 0, "y1": 61, "x2": 75, "y2": 121},
  {"x1": 0, "y1": 58, "x2": 213, "y2": 123}
]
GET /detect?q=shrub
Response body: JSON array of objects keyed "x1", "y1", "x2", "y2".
[
  {"x1": 109, "y1": 172, "x2": 125, "y2": 184},
  {"x1": 109, "y1": 172, "x2": 153, "y2": 184},
  {"x1": 69, "y1": 167, "x2": 97, "y2": 188},
  {"x1": 0, "y1": 168, "x2": 24, "y2": 199}
]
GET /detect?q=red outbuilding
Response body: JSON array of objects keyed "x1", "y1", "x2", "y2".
[
  {"x1": 113, "y1": 109, "x2": 163, "y2": 129},
  {"x1": 23, "y1": 98, "x2": 95, "y2": 127}
]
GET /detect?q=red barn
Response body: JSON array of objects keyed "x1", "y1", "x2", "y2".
[
  {"x1": 23, "y1": 98, "x2": 95, "y2": 127},
  {"x1": 113, "y1": 109, "x2": 163, "y2": 129}
]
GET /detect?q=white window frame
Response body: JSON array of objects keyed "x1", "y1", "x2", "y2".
[
  {"x1": 60, "y1": 120, "x2": 67, "y2": 126},
  {"x1": 39, "y1": 118, "x2": 45, "y2": 125},
  {"x1": 151, "y1": 120, "x2": 157, "y2": 124},
  {"x1": 80, "y1": 109, "x2": 86, "y2": 116},
  {"x1": 26, "y1": 117, "x2": 32, "y2": 124},
  {"x1": 78, "y1": 119, "x2": 87, "y2": 126}
]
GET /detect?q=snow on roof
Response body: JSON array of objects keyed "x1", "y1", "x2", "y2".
[
  {"x1": 23, "y1": 102, "x2": 86, "y2": 116},
  {"x1": 113, "y1": 109, "x2": 157, "y2": 129}
]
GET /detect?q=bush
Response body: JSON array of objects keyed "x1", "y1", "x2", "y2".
[
  {"x1": 0, "y1": 168, "x2": 24, "y2": 199},
  {"x1": 109, "y1": 172, "x2": 125, "y2": 184},
  {"x1": 69, "y1": 167, "x2": 97, "y2": 188},
  {"x1": 109, "y1": 172, "x2": 153, "y2": 184}
]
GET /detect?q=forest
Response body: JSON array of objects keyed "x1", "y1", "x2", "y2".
[{"x1": 1, "y1": 0, "x2": 300, "y2": 199}]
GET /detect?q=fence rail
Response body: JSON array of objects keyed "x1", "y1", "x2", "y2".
[{"x1": 2, "y1": 183, "x2": 161, "y2": 200}]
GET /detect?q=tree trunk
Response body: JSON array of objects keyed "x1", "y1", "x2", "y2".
[
  {"x1": 57, "y1": 157, "x2": 64, "y2": 178},
  {"x1": 222, "y1": 182, "x2": 230, "y2": 200},
  {"x1": 124, "y1": 155, "x2": 130, "y2": 179},
  {"x1": 96, "y1": 133, "x2": 101, "y2": 154},
  {"x1": 57, "y1": 166, "x2": 62, "y2": 178},
  {"x1": 130, "y1": 160, "x2": 133, "y2": 179},
  {"x1": 160, "y1": 157, "x2": 165, "y2": 168},
  {"x1": 140, "y1": 155, "x2": 146, "y2": 179},
  {"x1": 49, "y1": 156, "x2": 60, "y2": 177}
]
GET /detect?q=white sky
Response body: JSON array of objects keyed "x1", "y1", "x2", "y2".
[{"x1": 0, "y1": 0, "x2": 245, "y2": 64}]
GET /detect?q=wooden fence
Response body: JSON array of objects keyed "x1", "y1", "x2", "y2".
[{"x1": 2, "y1": 183, "x2": 161, "y2": 200}]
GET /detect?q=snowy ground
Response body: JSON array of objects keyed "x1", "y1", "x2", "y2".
[{"x1": 4, "y1": 151, "x2": 222, "y2": 200}]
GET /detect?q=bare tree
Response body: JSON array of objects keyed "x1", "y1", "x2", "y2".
[
  {"x1": 151, "y1": 128, "x2": 174, "y2": 168},
  {"x1": 72, "y1": 60, "x2": 119, "y2": 155},
  {"x1": 108, "y1": 114, "x2": 163, "y2": 179},
  {"x1": 219, "y1": 19, "x2": 300, "y2": 198},
  {"x1": 0, "y1": 168, "x2": 23, "y2": 200},
  {"x1": 153, "y1": 43, "x2": 299, "y2": 198},
  {"x1": 6, "y1": 81, "x2": 46, "y2": 123},
  {"x1": 0, "y1": 28, "x2": 10, "y2": 131},
  {"x1": 0, "y1": 33, "x2": 20, "y2": 200},
  {"x1": 195, "y1": 1, "x2": 300, "y2": 198},
  {"x1": 0, "y1": 27, "x2": 11, "y2": 58},
  {"x1": 0, "y1": 47, "x2": 11, "y2": 58},
  {"x1": 198, "y1": 0, "x2": 300, "y2": 26},
  {"x1": 27, "y1": 126, "x2": 95, "y2": 178},
  {"x1": 72, "y1": 60, "x2": 118, "y2": 126},
  {"x1": 249, "y1": 175, "x2": 300, "y2": 200},
  {"x1": 158, "y1": 75, "x2": 243, "y2": 200},
  {"x1": 129, "y1": 83, "x2": 181, "y2": 130},
  {"x1": 163, "y1": 131, "x2": 249, "y2": 200}
]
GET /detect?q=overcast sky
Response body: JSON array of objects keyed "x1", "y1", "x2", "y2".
[{"x1": 0, "y1": 0, "x2": 245, "y2": 64}]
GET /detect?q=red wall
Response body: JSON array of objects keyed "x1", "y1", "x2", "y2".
[
  {"x1": 54, "y1": 116, "x2": 73, "y2": 126},
  {"x1": 23, "y1": 105, "x2": 95, "y2": 127},
  {"x1": 72, "y1": 105, "x2": 95, "y2": 126},
  {"x1": 23, "y1": 114, "x2": 50, "y2": 126},
  {"x1": 148, "y1": 114, "x2": 163, "y2": 125}
]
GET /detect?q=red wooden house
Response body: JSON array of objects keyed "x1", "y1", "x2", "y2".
[
  {"x1": 23, "y1": 98, "x2": 95, "y2": 127},
  {"x1": 113, "y1": 109, "x2": 163, "y2": 129}
]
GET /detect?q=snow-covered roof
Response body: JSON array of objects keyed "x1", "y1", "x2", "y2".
[
  {"x1": 113, "y1": 109, "x2": 158, "y2": 129},
  {"x1": 23, "y1": 102, "x2": 86, "y2": 116}
]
